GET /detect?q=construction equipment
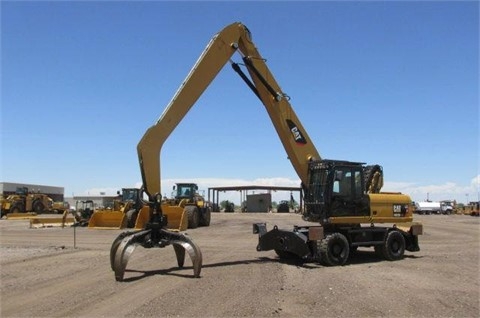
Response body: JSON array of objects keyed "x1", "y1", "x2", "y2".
[
  {"x1": 277, "y1": 201, "x2": 290, "y2": 213},
  {"x1": 88, "y1": 188, "x2": 142, "y2": 229},
  {"x1": 72, "y1": 200, "x2": 95, "y2": 226},
  {"x1": 277, "y1": 193, "x2": 297, "y2": 213},
  {"x1": 162, "y1": 183, "x2": 211, "y2": 228},
  {"x1": 223, "y1": 201, "x2": 235, "y2": 213},
  {"x1": 460, "y1": 201, "x2": 480, "y2": 216},
  {"x1": 110, "y1": 22, "x2": 422, "y2": 281},
  {"x1": 29, "y1": 211, "x2": 75, "y2": 228},
  {"x1": 87, "y1": 187, "x2": 189, "y2": 230},
  {"x1": 52, "y1": 201, "x2": 70, "y2": 214},
  {"x1": 1, "y1": 187, "x2": 53, "y2": 214}
]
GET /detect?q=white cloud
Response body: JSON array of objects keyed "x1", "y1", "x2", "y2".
[
  {"x1": 384, "y1": 175, "x2": 480, "y2": 203},
  {"x1": 83, "y1": 175, "x2": 480, "y2": 205}
]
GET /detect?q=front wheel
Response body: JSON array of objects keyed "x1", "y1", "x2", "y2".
[
  {"x1": 380, "y1": 230, "x2": 405, "y2": 261},
  {"x1": 319, "y1": 232, "x2": 350, "y2": 266},
  {"x1": 10, "y1": 204, "x2": 23, "y2": 214},
  {"x1": 125, "y1": 209, "x2": 138, "y2": 228},
  {"x1": 33, "y1": 201, "x2": 45, "y2": 213}
]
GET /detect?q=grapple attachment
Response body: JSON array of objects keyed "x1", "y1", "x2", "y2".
[{"x1": 109, "y1": 197, "x2": 202, "y2": 282}]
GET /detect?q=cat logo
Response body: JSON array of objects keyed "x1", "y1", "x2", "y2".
[
  {"x1": 286, "y1": 119, "x2": 307, "y2": 145},
  {"x1": 393, "y1": 204, "x2": 406, "y2": 217}
]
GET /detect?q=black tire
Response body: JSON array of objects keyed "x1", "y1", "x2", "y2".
[
  {"x1": 380, "y1": 230, "x2": 405, "y2": 261},
  {"x1": 199, "y1": 207, "x2": 211, "y2": 227},
  {"x1": 186, "y1": 206, "x2": 199, "y2": 229},
  {"x1": 10, "y1": 204, "x2": 23, "y2": 214},
  {"x1": 125, "y1": 209, "x2": 138, "y2": 228},
  {"x1": 364, "y1": 164, "x2": 383, "y2": 193},
  {"x1": 319, "y1": 232, "x2": 350, "y2": 266},
  {"x1": 33, "y1": 201, "x2": 45, "y2": 213}
]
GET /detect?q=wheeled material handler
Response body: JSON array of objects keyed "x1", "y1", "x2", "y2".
[{"x1": 110, "y1": 22, "x2": 422, "y2": 281}]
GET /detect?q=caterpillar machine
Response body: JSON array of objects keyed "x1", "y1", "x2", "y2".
[{"x1": 110, "y1": 22, "x2": 423, "y2": 281}]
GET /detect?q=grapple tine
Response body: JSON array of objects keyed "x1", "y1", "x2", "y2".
[
  {"x1": 171, "y1": 235, "x2": 203, "y2": 278},
  {"x1": 172, "y1": 244, "x2": 186, "y2": 268},
  {"x1": 110, "y1": 233, "x2": 128, "y2": 271},
  {"x1": 110, "y1": 223, "x2": 202, "y2": 281},
  {"x1": 111, "y1": 230, "x2": 149, "y2": 272},
  {"x1": 113, "y1": 231, "x2": 150, "y2": 282}
]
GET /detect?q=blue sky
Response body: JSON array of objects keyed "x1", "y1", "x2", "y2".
[{"x1": 1, "y1": 1, "x2": 478, "y2": 204}]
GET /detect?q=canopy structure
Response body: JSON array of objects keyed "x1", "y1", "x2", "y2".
[{"x1": 207, "y1": 185, "x2": 302, "y2": 212}]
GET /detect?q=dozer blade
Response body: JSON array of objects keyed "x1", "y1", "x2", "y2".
[
  {"x1": 88, "y1": 211, "x2": 127, "y2": 229},
  {"x1": 5, "y1": 212, "x2": 37, "y2": 219},
  {"x1": 110, "y1": 228, "x2": 202, "y2": 282},
  {"x1": 30, "y1": 217, "x2": 75, "y2": 228},
  {"x1": 135, "y1": 205, "x2": 188, "y2": 231}
]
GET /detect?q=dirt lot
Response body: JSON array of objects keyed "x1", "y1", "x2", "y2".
[{"x1": 1, "y1": 213, "x2": 479, "y2": 317}]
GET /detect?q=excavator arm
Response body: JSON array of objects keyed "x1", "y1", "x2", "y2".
[
  {"x1": 138, "y1": 22, "x2": 320, "y2": 200},
  {"x1": 112, "y1": 22, "x2": 323, "y2": 282}
]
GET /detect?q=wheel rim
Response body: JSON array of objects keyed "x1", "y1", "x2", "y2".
[
  {"x1": 332, "y1": 243, "x2": 344, "y2": 257},
  {"x1": 391, "y1": 240, "x2": 400, "y2": 253}
]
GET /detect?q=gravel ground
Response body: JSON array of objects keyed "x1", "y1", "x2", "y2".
[{"x1": 1, "y1": 213, "x2": 479, "y2": 317}]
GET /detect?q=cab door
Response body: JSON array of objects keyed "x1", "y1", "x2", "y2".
[{"x1": 330, "y1": 166, "x2": 369, "y2": 217}]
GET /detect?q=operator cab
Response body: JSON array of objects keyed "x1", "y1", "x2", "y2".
[
  {"x1": 174, "y1": 183, "x2": 198, "y2": 199},
  {"x1": 304, "y1": 160, "x2": 370, "y2": 223},
  {"x1": 15, "y1": 187, "x2": 28, "y2": 195},
  {"x1": 122, "y1": 188, "x2": 140, "y2": 202}
]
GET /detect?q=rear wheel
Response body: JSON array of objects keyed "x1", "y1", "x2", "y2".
[
  {"x1": 199, "y1": 207, "x2": 211, "y2": 226},
  {"x1": 319, "y1": 232, "x2": 350, "y2": 266},
  {"x1": 186, "y1": 206, "x2": 199, "y2": 229}
]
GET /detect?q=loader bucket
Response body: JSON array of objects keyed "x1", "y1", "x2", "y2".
[
  {"x1": 133, "y1": 206, "x2": 150, "y2": 229},
  {"x1": 134, "y1": 205, "x2": 188, "y2": 231},
  {"x1": 163, "y1": 205, "x2": 188, "y2": 231},
  {"x1": 88, "y1": 211, "x2": 127, "y2": 229}
]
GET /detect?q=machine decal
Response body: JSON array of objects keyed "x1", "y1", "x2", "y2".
[
  {"x1": 393, "y1": 204, "x2": 407, "y2": 217},
  {"x1": 286, "y1": 119, "x2": 307, "y2": 145}
]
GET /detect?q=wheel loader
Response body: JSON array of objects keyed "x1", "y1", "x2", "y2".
[
  {"x1": 1, "y1": 187, "x2": 53, "y2": 215},
  {"x1": 110, "y1": 22, "x2": 423, "y2": 281},
  {"x1": 88, "y1": 188, "x2": 143, "y2": 229},
  {"x1": 88, "y1": 187, "x2": 190, "y2": 230},
  {"x1": 162, "y1": 183, "x2": 211, "y2": 228}
]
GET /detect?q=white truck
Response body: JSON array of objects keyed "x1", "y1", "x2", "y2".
[
  {"x1": 415, "y1": 201, "x2": 453, "y2": 215},
  {"x1": 415, "y1": 201, "x2": 441, "y2": 214}
]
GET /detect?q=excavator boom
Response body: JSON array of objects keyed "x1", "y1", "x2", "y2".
[{"x1": 138, "y1": 22, "x2": 320, "y2": 200}]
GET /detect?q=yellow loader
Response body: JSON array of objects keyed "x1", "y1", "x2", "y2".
[{"x1": 88, "y1": 188, "x2": 187, "y2": 230}]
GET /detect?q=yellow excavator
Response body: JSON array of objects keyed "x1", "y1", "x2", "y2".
[{"x1": 110, "y1": 22, "x2": 423, "y2": 281}]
